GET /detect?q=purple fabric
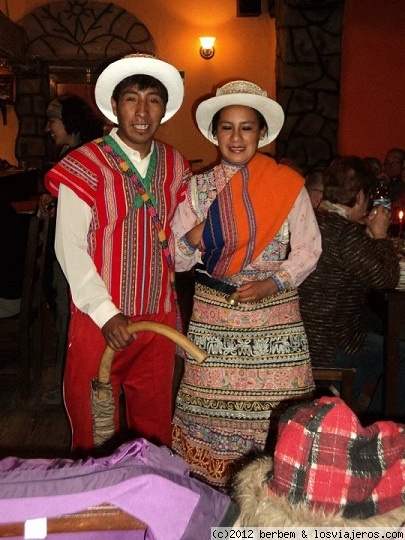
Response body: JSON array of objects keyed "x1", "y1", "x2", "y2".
[
  {"x1": 0, "y1": 439, "x2": 233, "y2": 540},
  {"x1": 9, "y1": 532, "x2": 145, "y2": 540},
  {"x1": 0, "y1": 438, "x2": 187, "y2": 475}
]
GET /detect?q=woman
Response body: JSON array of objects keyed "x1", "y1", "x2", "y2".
[
  {"x1": 171, "y1": 80, "x2": 322, "y2": 490},
  {"x1": 299, "y1": 156, "x2": 403, "y2": 414},
  {"x1": 40, "y1": 94, "x2": 105, "y2": 215},
  {"x1": 39, "y1": 95, "x2": 104, "y2": 405}
]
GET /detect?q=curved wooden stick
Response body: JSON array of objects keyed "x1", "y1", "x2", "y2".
[{"x1": 98, "y1": 321, "x2": 207, "y2": 384}]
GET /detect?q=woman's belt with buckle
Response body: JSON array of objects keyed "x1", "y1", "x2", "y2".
[{"x1": 194, "y1": 265, "x2": 239, "y2": 306}]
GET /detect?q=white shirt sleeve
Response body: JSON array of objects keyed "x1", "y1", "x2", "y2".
[
  {"x1": 171, "y1": 196, "x2": 202, "y2": 272},
  {"x1": 54, "y1": 184, "x2": 121, "y2": 328},
  {"x1": 281, "y1": 187, "x2": 322, "y2": 287}
]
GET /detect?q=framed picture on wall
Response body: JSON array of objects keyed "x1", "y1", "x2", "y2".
[
  {"x1": 0, "y1": 74, "x2": 14, "y2": 103},
  {"x1": 237, "y1": 0, "x2": 261, "y2": 17}
]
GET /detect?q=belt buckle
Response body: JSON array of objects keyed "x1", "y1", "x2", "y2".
[{"x1": 226, "y1": 292, "x2": 239, "y2": 307}]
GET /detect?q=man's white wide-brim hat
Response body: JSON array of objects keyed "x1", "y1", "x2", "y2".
[
  {"x1": 196, "y1": 80, "x2": 285, "y2": 148},
  {"x1": 95, "y1": 54, "x2": 184, "y2": 124}
]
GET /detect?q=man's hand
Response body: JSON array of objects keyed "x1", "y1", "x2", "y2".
[{"x1": 102, "y1": 313, "x2": 134, "y2": 351}]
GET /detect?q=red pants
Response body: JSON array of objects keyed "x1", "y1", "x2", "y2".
[{"x1": 63, "y1": 308, "x2": 176, "y2": 454}]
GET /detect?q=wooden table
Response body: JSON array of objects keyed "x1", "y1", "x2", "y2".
[
  {"x1": 0, "y1": 168, "x2": 40, "y2": 213},
  {"x1": 382, "y1": 287, "x2": 405, "y2": 417},
  {"x1": 0, "y1": 168, "x2": 39, "y2": 199}
]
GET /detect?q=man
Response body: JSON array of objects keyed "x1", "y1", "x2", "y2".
[
  {"x1": 384, "y1": 147, "x2": 405, "y2": 202},
  {"x1": 304, "y1": 167, "x2": 325, "y2": 210},
  {"x1": 298, "y1": 156, "x2": 404, "y2": 415},
  {"x1": 45, "y1": 54, "x2": 190, "y2": 454}
]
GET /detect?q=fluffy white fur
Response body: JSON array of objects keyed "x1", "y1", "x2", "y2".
[{"x1": 232, "y1": 455, "x2": 405, "y2": 527}]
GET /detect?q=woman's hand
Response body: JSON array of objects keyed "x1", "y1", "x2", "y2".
[
  {"x1": 38, "y1": 193, "x2": 57, "y2": 218},
  {"x1": 364, "y1": 205, "x2": 391, "y2": 239},
  {"x1": 186, "y1": 220, "x2": 206, "y2": 250},
  {"x1": 236, "y1": 278, "x2": 279, "y2": 303}
]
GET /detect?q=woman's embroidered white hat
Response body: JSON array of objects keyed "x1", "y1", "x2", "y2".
[
  {"x1": 95, "y1": 54, "x2": 184, "y2": 124},
  {"x1": 196, "y1": 80, "x2": 285, "y2": 148}
]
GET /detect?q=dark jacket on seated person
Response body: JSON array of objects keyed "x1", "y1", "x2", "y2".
[{"x1": 298, "y1": 205, "x2": 399, "y2": 367}]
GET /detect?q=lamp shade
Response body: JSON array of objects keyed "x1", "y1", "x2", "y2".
[{"x1": 199, "y1": 36, "x2": 216, "y2": 49}]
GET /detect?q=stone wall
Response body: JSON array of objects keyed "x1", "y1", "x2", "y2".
[
  {"x1": 14, "y1": 59, "x2": 50, "y2": 175},
  {"x1": 275, "y1": 0, "x2": 345, "y2": 174},
  {"x1": 13, "y1": 0, "x2": 155, "y2": 179},
  {"x1": 11, "y1": 0, "x2": 345, "y2": 177}
]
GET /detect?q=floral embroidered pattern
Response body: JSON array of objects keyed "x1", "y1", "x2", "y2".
[{"x1": 172, "y1": 285, "x2": 314, "y2": 489}]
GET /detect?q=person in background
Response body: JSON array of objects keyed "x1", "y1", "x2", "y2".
[
  {"x1": 45, "y1": 54, "x2": 190, "y2": 455},
  {"x1": 363, "y1": 156, "x2": 383, "y2": 178},
  {"x1": 171, "y1": 80, "x2": 321, "y2": 491},
  {"x1": 298, "y1": 156, "x2": 404, "y2": 415},
  {"x1": 392, "y1": 159, "x2": 405, "y2": 225},
  {"x1": 39, "y1": 94, "x2": 104, "y2": 405},
  {"x1": 40, "y1": 94, "x2": 105, "y2": 214},
  {"x1": 0, "y1": 201, "x2": 25, "y2": 318},
  {"x1": 363, "y1": 157, "x2": 385, "y2": 211},
  {"x1": 362, "y1": 156, "x2": 390, "y2": 333},
  {"x1": 305, "y1": 166, "x2": 325, "y2": 209},
  {"x1": 383, "y1": 148, "x2": 405, "y2": 203},
  {"x1": 278, "y1": 156, "x2": 303, "y2": 174}
]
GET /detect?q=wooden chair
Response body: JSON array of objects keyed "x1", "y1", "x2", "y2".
[
  {"x1": 265, "y1": 392, "x2": 315, "y2": 454},
  {"x1": 265, "y1": 367, "x2": 356, "y2": 454},
  {"x1": 312, "y1": 366, "x2": 356, "y2": 407},
  {"x1": 0, "y1": 214, "x2": 49, "y2": 397}
]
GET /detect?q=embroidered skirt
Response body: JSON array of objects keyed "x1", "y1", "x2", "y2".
[{"x1": 172, "y1": 284, "x2": 314, "y2": 490}]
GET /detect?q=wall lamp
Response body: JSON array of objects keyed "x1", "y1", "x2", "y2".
[{"x1": 199, "y1": 36, "x2": 216, "y2": 60}]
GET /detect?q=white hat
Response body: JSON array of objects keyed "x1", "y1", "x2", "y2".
[
  {"x1": 95, "y1": 54, "x2": 184, "y2": 124},
  {"x1": 196, "y1": 80, "x2": 285, "y2": 148}
]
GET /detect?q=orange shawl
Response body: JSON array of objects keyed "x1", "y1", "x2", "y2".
[{"x1": 202, "y1": 153, "x2": 304, "y2": 278}]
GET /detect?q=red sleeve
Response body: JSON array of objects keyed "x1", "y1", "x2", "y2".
[{"x1": 44, "y1": 142, "x2": 102, "y2": 206}]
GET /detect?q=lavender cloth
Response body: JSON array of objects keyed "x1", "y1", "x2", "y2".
[
  {"x1": 0, "y1": 438, "x2": 234, "y2": 540},
  {"x1": 24, "y1": 532, "x2": 146, "y2": 540}
]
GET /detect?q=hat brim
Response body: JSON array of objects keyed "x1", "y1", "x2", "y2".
[
  {"x1": 95, "y1": 57, "x2": 184, "y2": 124},
  {"x1": 196, "y1": 94, "x2": 284, "y2": 148}
]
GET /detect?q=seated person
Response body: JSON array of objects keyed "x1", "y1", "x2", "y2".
[
  {"x1": 0, "y1": 201, "x2": 25, "y2": 318},
  {"x1": 392, "y1": 161, "x2": 405, "y2": 225},
  {"x1": 383, "y1": 147, "x2": 405, "y2": 203},
  {"x1": 363, "y1": 156, "x2": 385, "y2": 206},
  {"x1": 298, "y1": 156, "x2": 404, "y2": 415},
  {"x1": 305, "y1": 166, "x2": 325, "y2": 209},
  {"x1": 363, "y1": 156, "x2": 383, "y2": 179}
]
